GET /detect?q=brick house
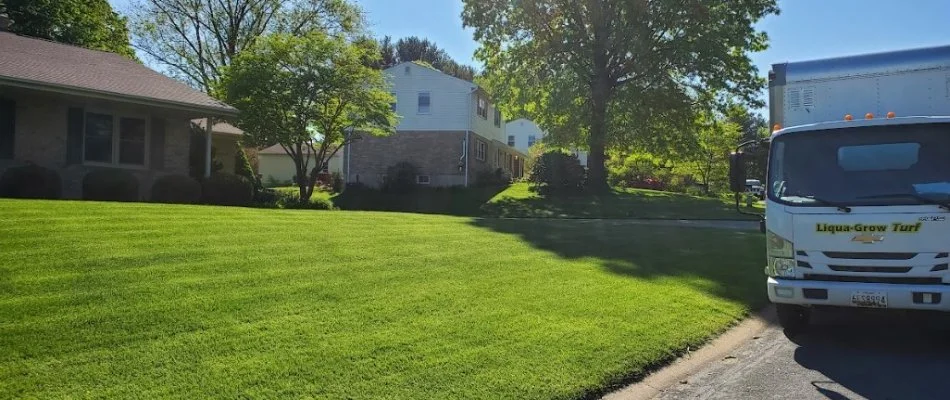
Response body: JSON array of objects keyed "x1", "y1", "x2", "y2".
[
  {"x1": 0, "y1": 30, "x2": 237, "y2": 199},
  {"x1": 344, "y1": 62, "x2": 526, "y2": 188}
]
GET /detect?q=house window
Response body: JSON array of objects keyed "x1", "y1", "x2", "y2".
[
  {"x1": 83, "y1": 112, "x2": 148, "y2": 166},
  {"x1": 475, "y1": 139, "x2": 486, "y2": 161},
  {"x1": 507, "y1": 135, "x2": 515, "y2": 147},
  {"x1": 528, "y1": 135, "x2": 537, "y2": 147},
  {"x1": 477, "y1": 97, "x2": 487, "y2": 119},
  {"x1": 418, "y1": 92, "x2": 430, "y2": 114},
  {"x1": 416, "y1": 175, "x2": 431, "y2": 185},
  {"x1": 390, "y1": 92, "x2": 397, "y2": 112},
  {"x1": 493, "y1": 109, "x2": 501, "y2": 127}
]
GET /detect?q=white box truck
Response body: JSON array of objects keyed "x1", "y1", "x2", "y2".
[{"x1": 730, "y1": 45, "x2": 950, "y2": 334}]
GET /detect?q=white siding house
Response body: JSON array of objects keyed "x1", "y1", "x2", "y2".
[
  {"x1": 345, "y1": 62, "x2": 524, "y2": 187},
  {"x1": 505, "y1": 118, "x2": 588, "y2": 167}
]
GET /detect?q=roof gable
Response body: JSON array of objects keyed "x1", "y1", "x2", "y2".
[
  {"x1": 384, "y1": 62, "x2": 476, "y2": 92},
  {"x1": 0, "y1": 32, "x2": 236, "y2": 116}
]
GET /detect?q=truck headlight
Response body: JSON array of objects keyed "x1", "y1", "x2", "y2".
[
  {"x1": 767, "y1": 231, "x2": 794, "y2": 259},
  {"x1": 765, "y1": 257, "x2": 797, "y2": 278},
  {"x1": 765, "y1": 231, "x2": 796, "y2": 278}
]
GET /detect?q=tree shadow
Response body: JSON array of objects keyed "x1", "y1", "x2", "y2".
[
  {"x1": 481, "y1": 187, "x2": 760, "y2": 220},
  {"x1": 791, "y1": 309, "x2": 950, "y2": 400},
  {"x1": 332, "y1": 185, "x2": 509, "y2": 216},
  {"x1": 468, "y1": 217, "x2": 767, "y2": 306}
]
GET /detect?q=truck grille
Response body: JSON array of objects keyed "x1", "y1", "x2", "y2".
[
  {"x1": 822, "y1": 252, "x2": 917, "y2": 260},
  {"x1": 827, "y1": 265, "x2": 912, "y2": 273},
  {"x1": 804, "y1": 274, "x2": 942, "y2": 285}
]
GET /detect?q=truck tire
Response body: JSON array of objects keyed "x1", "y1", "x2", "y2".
[{"x1": 776, "y1": 304, "x2": 810, "y2": 336}]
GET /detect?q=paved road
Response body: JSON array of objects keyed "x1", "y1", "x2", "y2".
[
  {"x1": 498, "y1": 218, "x2": 761, "y2": 231},
  {"x1": 655, "y1": 307, "x2": 950, "y2": 400}
]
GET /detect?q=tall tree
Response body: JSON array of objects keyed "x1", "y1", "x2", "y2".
[
  {"x1": 375, "y1": 35, "x2": 477, "y2": 82},
  {"x1": 1, "y1": 0, "x2": 136, "y2": 58},
  {"x1": 220, "y1": 32, "x2": 397, "y2": 201},
  {"x1": 463, "y1": 0, "x2": 778, "y2": 190},
  {"x1": 128, "y1": 0, "x2": 363, "y2": 94},
  {"x1": 685, "y1": 113, "x2": 741, "y2": 194}
]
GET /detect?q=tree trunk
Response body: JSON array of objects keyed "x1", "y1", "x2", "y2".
[{"x1": 587, "y1": 79, "x2": 610, "y2": 192}]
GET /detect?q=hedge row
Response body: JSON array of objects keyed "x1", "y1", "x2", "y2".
[{"x1": 0, "y1": 165, "x2": 255, "y2": 206}]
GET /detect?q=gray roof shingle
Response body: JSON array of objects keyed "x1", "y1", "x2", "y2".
[{"x1": 0, "y1": 32, "x2": 237, "y2": 115}]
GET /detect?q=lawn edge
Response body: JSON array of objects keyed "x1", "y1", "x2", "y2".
[{"x1": 579, "y1": 306, "x2": 773, "y2": 400}]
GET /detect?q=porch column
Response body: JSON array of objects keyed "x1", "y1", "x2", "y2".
[{"x1": 204, "y1": 117, "x2": 213, "y2": 178}]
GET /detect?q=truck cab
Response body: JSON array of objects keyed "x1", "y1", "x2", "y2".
[{"x1": 733, "y1": 45, "x2": 950, "y2": 334}]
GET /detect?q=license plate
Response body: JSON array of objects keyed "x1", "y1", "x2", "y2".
[{"x1": 851, "y1": 291, "x2": 888, "y2": 308}]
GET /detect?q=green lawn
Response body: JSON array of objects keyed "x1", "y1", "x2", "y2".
[
  {"x1": 482, "y1": 183, "x2": 762, "y2": 220},
  {"x1": 272, "y1": 186, "x2": 333, "y2": 202},
  {"x1": 0, "y1": 200, "x2": 766, "y2": 399}
]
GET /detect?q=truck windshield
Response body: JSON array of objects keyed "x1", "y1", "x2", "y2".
[{"x1": 769, "y1": 123, "x2": 950, "y2": 207}]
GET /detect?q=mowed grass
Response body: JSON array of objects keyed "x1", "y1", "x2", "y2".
[
  {"x1": 483, "y1": 183, "x2": 761, "y2": 220},
  {"x1": 0, "y1": 200, "x2": 766, "y2": 399}
]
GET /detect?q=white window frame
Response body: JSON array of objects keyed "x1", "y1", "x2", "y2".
[
  {"x1": 493, "y1": 109, "x2": 501, "y2": 127},
  {"x1": 507, "y1": 135, "x2": 515, "y2": 147},
  {"x1": 477, "y1": 97, "x2": 488, "y2": 119},
  {"x1": 82, "y1": 110, "x2": 150, "y2": 169},
  {"x1": 416, "y1": 175, "x2": 431, "y2": 185},
  {"x1": 418, "y1": 92, "x2": 431, "y2": 114},
  {"x1": 528, "y1": 135, "x2": 537, "y2": 147}
]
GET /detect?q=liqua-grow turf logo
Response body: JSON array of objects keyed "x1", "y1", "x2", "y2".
[{"x1": 815, "y1": 222, "x2": 923, "y2": 234}]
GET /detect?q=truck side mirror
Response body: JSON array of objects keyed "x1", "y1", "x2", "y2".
[{"x1": 729, "y1": 152, "x2": 747, "y2": 193}]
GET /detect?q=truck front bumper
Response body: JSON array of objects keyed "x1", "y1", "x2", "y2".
[{"x1": 767, "y1": 277, "x2": 950, "y2": 311}]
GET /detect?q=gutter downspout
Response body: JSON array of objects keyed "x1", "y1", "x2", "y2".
[
  {"x1": 465, "y1": 88, "x2": 475, "y2": 187},
  {"x1": 205, "y1": 117, "x2": 213, "y2": 178}
]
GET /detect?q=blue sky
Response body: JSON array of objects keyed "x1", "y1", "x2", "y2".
[{"x1": 110, "y1": 0, "x2": 950, "y2": 94}]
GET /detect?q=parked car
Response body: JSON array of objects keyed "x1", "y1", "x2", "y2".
[{"x1": 744, "y1": 179, "x2": 764, "y2": 199}]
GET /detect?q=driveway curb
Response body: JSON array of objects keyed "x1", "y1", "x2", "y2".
[{"x1": 603, "y1": 307, "x2": 776, "y2": 400}]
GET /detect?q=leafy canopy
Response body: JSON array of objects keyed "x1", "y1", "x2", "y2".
[
  {"x1": 1, "y1": 0, "x2": 136, "y2": 59},
  {"x1": 463, "y1": 0, "x2": 778, "y2": 189},
  {"x1": 220, "y1": 31, "x2": 397, "y2": 200},
  {"x1": 129, "y1": 0, "x2": 363, "y2": 94}
]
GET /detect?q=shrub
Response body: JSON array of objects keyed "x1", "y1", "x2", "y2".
[
  {"x1": 83, "y1": 169, "x2": 140, "y2": 201},
  {"x1": 331, "y1": 172, "x2": 345, "y2": 193},
  {"x1": 529, "y1": 151, "x2": 585, "y2": 193},
  {"x1": 475, "y1": 168, "x2": 510, "y2": 187},
  {"x1": 383, "y1": 161, "x2": 419, "y2": 193},
  {"x1": 201, "y1": 173, "x2": 253, "y2": 206},
  {"x1": 280, "y1": 196, "x2": 335, "y2": 210},
  {"x1": 151, "y1": 174, "x2": 201, "y2": 204},
  {"x1": 0, "y1": 164, "x2": 62, "y2": 199},
  {"x1": 234, "y1": 145, "x2": 258, "y2": 186}
]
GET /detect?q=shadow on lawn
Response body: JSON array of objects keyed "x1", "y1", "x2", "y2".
[
  {"x1": 333, "y1": 185, "x2": 509, "y2": 216},
  {"x1": 481, "y1": 188, "x2": 757, "y2": 220},
  {"x1": 469, "y1": 217, "x2": 768, "y2": 399},
  {"x1": 469, "y1": 217, "x2": 767, "y2": 307}
]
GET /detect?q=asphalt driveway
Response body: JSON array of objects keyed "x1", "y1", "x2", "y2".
[{"x1": 655, "y1": 306, "x2": 950, "y2": 400}]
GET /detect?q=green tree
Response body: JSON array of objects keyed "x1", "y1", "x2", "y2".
[
  {"x1": 1, "y1": 0, "x2": 136, "y2": 58},
  {"x1": 462, "y1": 0, "x2": 778, "y2": 190},
  {"x1": 233, "y1": 144, "x2": 257, "y2": 186},
  {"x1": 685, "y1": 114, "x2": 741, "y2": 194},
  {"x1": 129, "y1": 0, "x2": 363, "y2": 94},
  {"x1": 220, "y1": 32, "x2": 397, "y2": 201}
]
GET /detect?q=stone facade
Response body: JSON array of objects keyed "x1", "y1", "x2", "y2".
[
  {"x1": 344, "y1": 130, "x2": 526, "y2": 188},
  {"x1": 0, "y1": 89, "x2": 195, "y2": 200}
]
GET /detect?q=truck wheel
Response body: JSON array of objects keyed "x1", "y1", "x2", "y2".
[{"x1": 776, "y1": 304, "x2": 810, "y2": 336}]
